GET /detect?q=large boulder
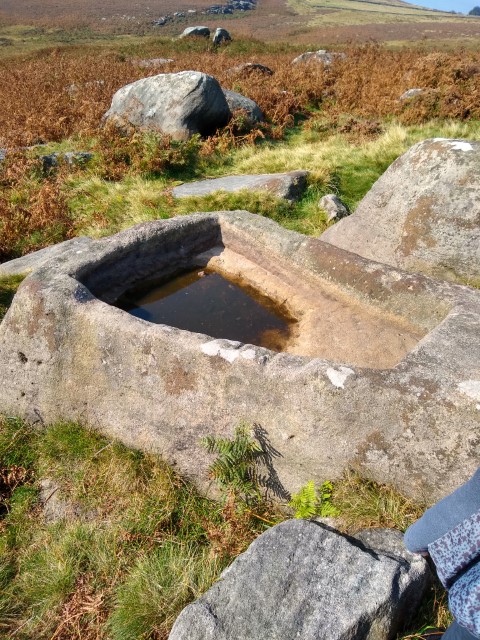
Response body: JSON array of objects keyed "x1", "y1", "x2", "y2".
[
  {"x1": 103, "y1": 71, "x2": 231, "y2": 140},
  {"x1": 321, "y1": 138, "x2": 480, "y2": 284},
  {"x1": 168, "y1": 520, "x2": 430, "y2": 640},
  {"x1": 222, "y1": 89, "x2": 263, "y2": 124}
]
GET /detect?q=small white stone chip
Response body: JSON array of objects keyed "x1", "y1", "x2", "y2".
[
  {"x1": 201, "y1": 340, "x2": 241, "y2": 363},
  {"x1": 458, "y1": 380, "x2": 480, "y2": 402},
  {"x1": 326, "y1": 366, "x2": 355, "y2": 389}
]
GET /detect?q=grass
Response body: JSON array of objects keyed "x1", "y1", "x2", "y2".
[
  {"x1": 0, "y1": 410, "x2": 450, "y2": 639},
  {"x1": 0, "y1": 417, "x2": 281, "y2": 639}
]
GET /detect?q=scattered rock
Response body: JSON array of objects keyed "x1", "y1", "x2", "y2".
[
  {"x1": 180, "y1": 26, "x2": 211, "y2": 38},
  {"x1": 319, "y1": 194, "x2": 350, "y2": 222},
  {"x1": 320, "y1": 138, "x2": 480, "y2": 284},
  {"x1": 222, "y1": 89, "x2": 263, "y2": 124},
  {"x1": 103, "y1": 71, "x2": 231, "y2": 140},
  {"x1": 399, "y1": 88, "x2": 424, "y2": 101},
  {"x1": 226, "y1": 62, "x2": 274, "y2": 76},
  {"x1": 212, "y1": 27, "x2": 232, "y2": 45},
  {"x1": 40, "y1": 151, "x2": 93, "y2": 172},
  {"x1": 172, "y1": 171, "x2": 308, "y2": 201},
  {"x1": 292, "y1": 49, "x2": 346, "y2": 65},
  {"x1": 168, "y1": 520, "x2": 430, "y2": 640},
  {"x1": 136, "y1": 58, "x2": 175, "y2": 68},
  {"x1": 153, "y1": 15, "x2": 171, "y2": 26}
]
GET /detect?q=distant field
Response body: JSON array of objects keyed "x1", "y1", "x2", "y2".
[{"x1": 1, "y1": 0, "x2": 480, "y2": 49}]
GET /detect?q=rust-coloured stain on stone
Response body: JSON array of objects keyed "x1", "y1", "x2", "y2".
[{"x1": 399, "y1": 195, "x2": 438, "y2": 257}]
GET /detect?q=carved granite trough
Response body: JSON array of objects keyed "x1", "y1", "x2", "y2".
[{"x1": 0, "y1": 211, "x2": 479, "y2": 501}]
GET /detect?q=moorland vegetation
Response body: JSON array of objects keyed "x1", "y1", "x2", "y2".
[{"x1": 1, "y1": 25, "x2": 479, "y2": 640}]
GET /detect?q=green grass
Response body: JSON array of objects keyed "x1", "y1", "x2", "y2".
[
  {"x1": 0, "y1": 414, "x2": 451, "y2": 639},
  {"x1": 0, "y1": 418, "x2": 279, "y2": 639}
]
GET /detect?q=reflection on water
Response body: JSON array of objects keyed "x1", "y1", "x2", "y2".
[{"x1": 116, "y1": 269, "x2": 294, "y2": 352}]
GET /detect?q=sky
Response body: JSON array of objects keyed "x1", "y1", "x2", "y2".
[{"x1": 410, "y1": 0, "x2": 477, "y2": 12}]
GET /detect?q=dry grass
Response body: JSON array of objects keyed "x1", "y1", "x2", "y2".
[{"x1": 2, "y1": 43, "x2": 480, "y2": 148}]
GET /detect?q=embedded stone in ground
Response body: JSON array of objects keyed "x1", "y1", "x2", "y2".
[{"x1": 172, "y1": 171, "x2": 308, "y2": 202}]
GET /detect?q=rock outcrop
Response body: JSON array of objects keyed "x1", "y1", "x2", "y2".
[
  {"x1": 222, "y1": 89, "x2": 263, "y2": 124},
  {"x1": 320, "y1": 138, "x2": 480, "y2": 284},
  {"x1": 172, "y1": 171, "x2": 308, "y2": 201},
  {"x1": 1, "y1": 211, "x2": 479, "y2": 502},
  {"x1": 169, "y1": 520, "x2": 430, "y2": 640},
  {"x1": 103, "y1": 71, "x2": 231, "y2": 140}
]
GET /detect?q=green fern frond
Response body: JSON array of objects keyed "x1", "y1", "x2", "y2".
[
  {"x1": 201, "y1": 423, "x2": 262, "y2": 504},
  {"x1": 289, "y1": 480, "x2": 339, "y2": 519},
  {"x1": 289, "y1": 480, "x2": 319, "y2": 519}
]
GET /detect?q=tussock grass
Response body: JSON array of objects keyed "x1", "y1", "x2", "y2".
[{"x1": 331, "y1": 470, "x2": 426, "y2": 534}]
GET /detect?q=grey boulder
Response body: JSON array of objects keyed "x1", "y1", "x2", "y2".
[
  {"x1": 212, "y1": 27, "x2": 232, "y2": 45},
  {"x1": 168, "y1": 520, "x2": 430, "y2": 640},
  {"x1": 103, "y1": 71, "x2": 231, "y2": 140},
  {"x1": 222, "y1": 89, "x2": 263, "y2": 124},
  {"x1": 320, "y1": 138, "x2": 480, "y2": 284},
  {"x1": 180, "y1": 26, "x2": 210, "y2": 38},
  {"x1": 172, "y1": 170, "x2": 308, "y2": 201},
  {"x1": 319, "y1": 193, "x2": 350, "y2": 222}
]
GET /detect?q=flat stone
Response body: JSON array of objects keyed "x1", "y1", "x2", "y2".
[
  {"x1": 136, "y1": 58, "x2": 175, "y2": 68},
  {"x1": 292, "y1": 50, "x2": 346, "y2": 65},
  {"x1": 226, "y1": 62, "x2": 273, "y2": 76},
  {"x1": 0, "y1": 211, "x2": 479, "y2": 503},
  {"x1": 321, "y1": 138, "x2": 480, "y2": 284},
  {"x1": 168, "y1": 520, "x2": 430, "y2": 640},
  {"x1": 172, "y1": 171, "x2": 308, "y2": 202},
  {"x1": 399, "y1": 88, "x2": 424, "y2": 101}
]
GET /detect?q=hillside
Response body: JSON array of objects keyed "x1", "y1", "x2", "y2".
[{"x1": 1, "y1": 0, "x2": 480, "y2": 48}]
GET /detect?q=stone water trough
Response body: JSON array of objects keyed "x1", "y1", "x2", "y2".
[{"x1": 0, "y1": 210, "x2": 479, "y2": 501}]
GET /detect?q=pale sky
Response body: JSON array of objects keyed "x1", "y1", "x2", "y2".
[{"x1": 410, "y1": 0, "x2": 478, "y2": 13}]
